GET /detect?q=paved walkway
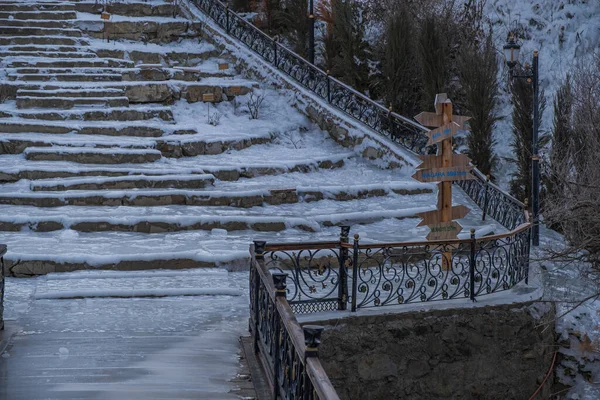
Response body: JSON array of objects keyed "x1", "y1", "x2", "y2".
[{"x1": 0, "y1": 269, "x2": 252, "y2": 400}]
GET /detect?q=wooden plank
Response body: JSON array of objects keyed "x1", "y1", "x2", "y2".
[
  {"x1": 411, "y1": 166, "x2": 475, "y2": 183},
  {"x1": 101, "y1": 12, "x2": 111, "y2": 20},
  {"x1": 218, "y1": 63, "x2": 229, "y2": 70},
  {"x1": 414, "y1": 112, "x2": 471, "y2": 129},
  {"x1": 426, "y1": 221, "x2": 462, "y2": 241},
  {"x1": 416, "y1": 205, "x2": 470, "y2": 227},
  {"x1": 417, "y1": 154, "x2": 471, "y2": 170},
  {"x1": 426, "y1": 121, "x2": 460, "y2": 146},
  {"x1": 202, "y1": 93, "x2": 215, "y2": 102}
]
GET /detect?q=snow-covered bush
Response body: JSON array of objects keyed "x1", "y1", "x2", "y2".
[{"x1": 246, "y1": 91, "x2": 267, "y2": 119}]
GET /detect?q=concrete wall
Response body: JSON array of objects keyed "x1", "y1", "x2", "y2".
[{"x1": 312, "y1": 302, "x2": 555, "y2": 400}]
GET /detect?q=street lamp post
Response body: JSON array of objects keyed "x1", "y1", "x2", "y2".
[
  {"x1": 503, "y1": 33, "x2": 540, "y2": 246},
  {"x1": 308, "y1": 0, "x2": 315, "y2": 63}
]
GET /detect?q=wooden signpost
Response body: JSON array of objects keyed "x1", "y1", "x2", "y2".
[
  {"x1": 218, "y1": 63, "x2": 229, "y2": 70},
  {"x1": 413, "y1": 94, "x2": 473, "y2": 269}
]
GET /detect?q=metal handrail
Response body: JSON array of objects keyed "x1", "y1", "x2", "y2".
[{"x1": 188, "y1": 0, "x2": 526, "y2": 228}]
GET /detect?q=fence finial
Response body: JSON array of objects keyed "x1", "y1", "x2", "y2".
[
  {"x1": 303, "y1": 325, "x2": 324, "y2": 357},
  {"x1": 253, "y1": 240, "x2": 266, "y2": 259},
  {"x1": 272, "y1": 273, "x2": 288, "y2": 297}
]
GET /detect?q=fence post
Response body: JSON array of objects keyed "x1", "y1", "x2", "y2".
[
  {"x1": 272, "y1": 273, "x2": 287, "y2": 398},
  {"x1": 225, "y1": 3, "x2": 230, "y2": 33},
  {"x1": 351, "y1": 234, "x2": 359, "y2": 312},
  {"x1": 482, "y1": 175, "x2": 490, "y2": 221},
  {"x1": 326, "y1": 70, "x2": 331, "y2": 104},
  {"x1": 469, "y1": 229, "x2": 476, "y2": 302},
  {"x1": 273, "y1": 36, "x2": 278, "y2": 67},
  {"x1": 252, "y1": 240, "x2": 266, "y2": 353},
  {"x1": 303, "y1": 325, "x2": 323, "y2": 400},
  {"x1": 338, "y1": 226, "x2": 350, "y2": 311}
]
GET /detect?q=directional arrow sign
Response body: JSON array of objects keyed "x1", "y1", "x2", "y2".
[
  {"x1": 426, "y1": 122, "x2": 460, "y2": 146},
  {"x1": 412, "y1": 166, "x2": 475, "y2": 183},
  {"x1": 416, "y1": 205, "x2": 470, "y2": 227},
  {"x1": 417, "y1": 154, "x2": 471, "y2": 170},
  {"x1": 414, "y1": 112, "x2": 471, "y2": 129},
  {"x1": 427, "y1": 221, "x2": 463, "y2": 241}
]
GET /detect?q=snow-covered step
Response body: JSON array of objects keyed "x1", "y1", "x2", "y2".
[
  {"x1": 0, "y1": 153, "x2": 347, "y2": 182},
  {"x1": 0, "y1": 51, "x2": 95, "y2": 59},
  {"x1": 0, "y1": 11, "x2": 77, "y2": 20},
  {"x1": 9, "y1": 106, "x2": 174, "y2": 122},
  {"x1": 0, "y1": 120, "x2": 172, "y2": 137},
  {"x1": 0, "y1": 3, "x2": 75, "y2": 12},
  {"x1": 23, "y1": 146, "x2": 162, "y2": 164},
  {"x1": 16, "y1": 95, "x2": 130, "y2": 109},
  {"x1": 0, "y1": 35, "x2": 86, "y2": 46},
  {"x1": 9, "y1": 72, "x2": 123, "y2": 82},
  {"x1": 0, "y1": 19, "x2": 75, "y2": 28},
  {"x1": 6, "y1": 57, "x2": 133, "y2": 68},
  {"x1": 6, "y1": 45, "x2": 81, "y2": 53},
  {"x1": 30, "y1": 174, "x2": 216, "y2": 191},
  {"x1": 17, "y1": 88, "x2": 125, "y2": 98},
  {"x1": 0, "y1": 181, "x2": 428, "y2": 208},
  {"x1": 0, "y1": 26, "x2": 81, "y2": 37}
]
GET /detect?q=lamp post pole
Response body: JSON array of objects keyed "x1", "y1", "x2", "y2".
[
  {"x1": 308, "y1": 0, "x2": 315, "y2": 63},
  {"x1": 532, "y1": 50, "x2": 540, "y2": 246}
]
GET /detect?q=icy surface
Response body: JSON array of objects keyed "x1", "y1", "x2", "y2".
[{"x1": 1, "y1": 270, "x2": 249, "y2": 399}]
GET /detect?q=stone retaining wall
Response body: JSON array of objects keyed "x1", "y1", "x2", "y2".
[{"x1": 310, "y1": 302, "x2": 555, "y2": 400}]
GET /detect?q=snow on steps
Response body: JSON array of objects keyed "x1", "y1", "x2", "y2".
[
  {"x1": 23, "y1": 146, "x2": 163, "y2": 164},
  {"x1": 0, "y1": 36, "x2": 87, "y2": 46},
  {"x1": 16, "y1": 95, "x2": 130, "y2": 109},
  {"x1": 0, "y1": 11, "x2": 77, "y2": 20},
  {"x1": 17, "y1": 88, "x2": 126, "y2": 98},
  {"x1": 2, "y1": 105, "x2": 174, "y2": 122},
  {"x1": 0, "y1": 3, "x2": 76, "y2": 13},
  {"x1": 4, "y1": 57, "x2": 133, "y2": 68},
  {"x1": 30, "y1": 173, "x2": 216, "y2": 191}
]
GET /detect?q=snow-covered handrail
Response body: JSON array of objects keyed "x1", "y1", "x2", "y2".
[{"x1": 187, "y1": 0, "x2": 526, "y2": 230}]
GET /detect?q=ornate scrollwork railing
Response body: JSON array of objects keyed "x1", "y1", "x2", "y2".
[
  {"x1": 250, "y1": 245, "x2": 341, "y2": 400},
  {"x1": 252, "y1": 223, "x2": 530, "y2": 314}
]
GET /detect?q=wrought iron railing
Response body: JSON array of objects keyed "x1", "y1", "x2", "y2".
[
  {"x1": 250, "y1": 245, "x2": 341, "y2": 400},
  {"x1": 0, "y1": 244, "x2": 7, "y2": 330},
  {"x1": 254, "y1": 223, "x2": 531, "y2": 314},
  {"x1": 189, "y1": 0, "x2": 529, "y2": 233}
]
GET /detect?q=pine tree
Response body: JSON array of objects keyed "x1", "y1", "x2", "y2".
[
  {"x1": 281, "y1": 0, "x2": 309, "y2": 57},
  {"x1": 457, "y1": 32, "x2": 499, "y2": 178},
  {"x1": 418, "y1": 15, "x2": 451, "y2": 109},
  {"x1": 377, "y1": 4, "x2": 420, "y2": 116}
]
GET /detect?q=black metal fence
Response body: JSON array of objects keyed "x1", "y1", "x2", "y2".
[
  {"x1": 0, "y1": 244, "x2": 7, "y2": 330},
  {"x1": 250, "y1": 245, "x2": 341, "y2": 399},
  {"x1": 254, "y1": 222, "x2": 531, "y2": 314}
]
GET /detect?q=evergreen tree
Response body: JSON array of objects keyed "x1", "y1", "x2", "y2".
[
  {"x1": 418, "y1": 15, "x2": 451, "y2": 109},
  {"x1": 281, "y1": 0, "x2": 309, "y2": 57},
  {"x1": 457, "y1": 32, "x2": 499, "y2": 178},
  {"x1": 377, "y1": 4, "x2": 420, "y2": 116}
]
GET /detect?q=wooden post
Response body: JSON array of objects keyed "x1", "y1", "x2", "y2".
[{"x1": 441, "y1": 100, "x2": 453, "y2": 271}]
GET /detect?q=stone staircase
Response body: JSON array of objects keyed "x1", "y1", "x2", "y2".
[{"x1": 0, "y1": 0, "x2": 500, "y2": 277}]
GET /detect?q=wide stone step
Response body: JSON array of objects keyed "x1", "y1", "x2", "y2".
[
  {"x1": 0, "y1": 181, "x2": 428, "y2": 207},
  {"x1": 6, "y1": 45, "x2": 81, "y2": 52},
  {"x1": 10, "y1": 73, "x2": 123, "y2": 82},
  {"x1": 6, "y1": 106, "x2": 174, "y2": 122},
  {"x1": 23, "y1": 146, "x2": 162, "y2": 164},
  {"x1": 6, "y1": 58, "x2": 133, "y2": 68},
  {"x1": 0, "y1": 120, "x2": 169, "y2": 136},
  {"x1": 0, "y1": 36, "x2": 86, "y2": 46},
  {"x1": 0, "y1": 51, "x2": 95, "y2": 58},
  {"x1": 75, "y1": 1, "x2": 177, "y2": 17},
  {"x1": 0, "y1": 154, "x2": 348, "y2": 182},
  {"x1": 0, "y1": 26, "x2": 81, "y2": 37},
  {"x1": 0, "y1": 19, "x2": 74, "y2": 28},
  {"x1": 16, "y1": 96, "x2": 130, "y2": 109},
  {"x1": 31, "y1": 174, "x2": 215, "y2": 191},
  {"x1": 17, "y1": 88, "x2": 125, "y2": 98},
  {"x1": 0, "y1": 11, "x2": 77, "y2": 20},
  {"x1": 0, "y1": 3, "x2": 75, "y2": 12}
]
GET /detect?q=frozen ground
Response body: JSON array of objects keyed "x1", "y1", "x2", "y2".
[{"x1": 1, "y1": 269, "x2": 249, "y2": 400}]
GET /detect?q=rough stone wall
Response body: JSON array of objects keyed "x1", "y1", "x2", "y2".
[{"x1": 313, "y1": 302, "x2": 555, "y2": 400}]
